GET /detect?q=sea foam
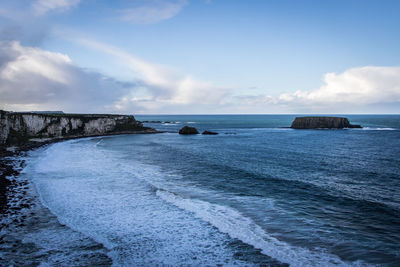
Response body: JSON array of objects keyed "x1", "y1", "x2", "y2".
[
  {"x1": 27, "y1": 137, "x2": 372, "y2": 266},
  {"x1": 27, "y1": 139, "x2": 257, "y2": 265},
  {"x1": 156, "y1": 189, "x2": 364, "y2": 267}
]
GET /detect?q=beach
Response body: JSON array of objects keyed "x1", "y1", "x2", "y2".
[{"x1": 0, "y1": 139, "x2": 114, "y2": 266}]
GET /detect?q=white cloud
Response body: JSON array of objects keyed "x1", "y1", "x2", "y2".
[
  {"x1": 0, "y1": 40, "x2": 230, "y2": 114},
  {"x1": 73, "y1": 38, "x2": 231, "y2": 112},
  {"x1": 0, "y1": 41, "x2": 134, "y2": 112},
  {"x1": 1, "y1": 42, "x2": 72, "y2": 84},
  {"x1": 119, "y1": 0, "x2": 187, "y2": 24},
  {"x1": 33, "y1": 0, "x2": 80, "y2": 16},
  {"x1": 278, "y1": 66, "x2": 400, "y2": 109},
  {"x1": 1, "y1": 40, "x2": 399, "y2": 114},
  {"x1": 231, "y1": 66, "x2": 400, "y2": 113}
]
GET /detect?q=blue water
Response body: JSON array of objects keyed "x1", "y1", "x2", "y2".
[{"x1": 21, "y1": 115, "x2": 400, "y2": 266}]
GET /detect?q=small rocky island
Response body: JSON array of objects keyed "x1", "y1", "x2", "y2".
[
  {"x1": 178, "y1": 127, "x2": 219, "y2": 135},
  {"x1": 179, "y1": 126, "x2": 199, "y2": 134},
  {"x1": 290, "y1": 116, "x2": 362, "y2": 129},
  {"x1": 202, "y1": 131, "x2": 218, "y2": 135}
]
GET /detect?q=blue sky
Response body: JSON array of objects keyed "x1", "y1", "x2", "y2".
[{"x1": 0, "y1": 0, "x2": 399, "y2": 113}]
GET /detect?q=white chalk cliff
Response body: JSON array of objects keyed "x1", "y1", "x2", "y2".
[{"x1": 0, "y1": 110, "x2": 154, "y2": 145}]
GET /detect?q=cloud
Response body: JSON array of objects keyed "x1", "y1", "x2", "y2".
[
  {"x1": 119, "y1": 0, "x2": 187, "y2": 24},
  {"x1": 2, "y1": 40, "x2": 399, "y2": 114},
  {"x1": 0, "y1": 40, "x2": 230, "y2": 114},
  {"x1": 33, "y1": 0, "x2": 80, "y2": 16},
  {"x1": 231, "y1": 66, "x2": 400, "y2": 113},
  {"x1": 277, "y1": 66, "x2": 400, "y2": 111},
  {"x1": 72, "y1": 37, "x2": 231, "y2": 112},
  {"x1": 1, "y1": 30, "x2": 399, "y2": 114},
  {"x1": 0, "y1": 41, "x2": 134, "y2": 112}
]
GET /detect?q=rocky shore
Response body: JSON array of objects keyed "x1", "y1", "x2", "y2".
[
  {"x1": 0, "y1": 147, "x2": 112, "y2": 266},
  {"x1": 0, "y1": 110, "x2": 162, "y2": 265},
  {"x1": 0, "y1": 110, "x2": 159, "y2": 213},
  {"x1": 0, "y1": 141, "x2": 53, "y2": 215}
]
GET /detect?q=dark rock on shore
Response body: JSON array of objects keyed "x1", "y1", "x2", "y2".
[
  {"x1": 0, "y1": 160, "x2": 14, "y2": 214},
  {"x1": 202, "y1": 131, "x2": 218, "y2": 135},
  {"x1": 290, "y1": 116, "x2": 362, "y2": 129},
  {"x1": 179, "y1": 126, "x2": 199, "y2": 134}
]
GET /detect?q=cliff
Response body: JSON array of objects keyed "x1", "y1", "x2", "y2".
[
  {"x1": 0, "y1": 110, "x2": 156, "y2": 145},
  {"x1": 290, "y1": 116, "x2": 362, "y2": 129}
]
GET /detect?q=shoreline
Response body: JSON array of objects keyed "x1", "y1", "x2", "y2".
[
  {"x1": 0, "y1": 149, "x2": 112, "y2": 266},
  {"x1": 0, "y1": 130, "x2": 163, "y2": 265},
  {"x1": 1, "y1": 128, "x2": 163, "y2": 214}
]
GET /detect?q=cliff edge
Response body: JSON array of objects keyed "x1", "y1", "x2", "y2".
[
  {"x1": 0, "y1": 110, "x2": 156, "y2": 145},
  {"x1": 290, "y1": 116, "x2": 362, "y2": 129}
]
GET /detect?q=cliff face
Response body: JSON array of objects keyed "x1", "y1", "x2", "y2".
[
  {"x1": 290, "y1": 116, "x2": 362, "y2": 129},
  {"x1": 0, "y1": 110, "x2": 153, "y2": 145}
]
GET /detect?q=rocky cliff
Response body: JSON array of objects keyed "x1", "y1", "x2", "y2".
[
  {"x1": 290, "y1": 116, "x2": 362, "y2": 129},
  {"x1": 0, "y1": 110, "x2": 155, "y2": 145}
]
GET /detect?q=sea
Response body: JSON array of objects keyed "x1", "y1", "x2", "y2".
[{"x1": 1, "y1": 115, "x2": 399, "y2": 266}]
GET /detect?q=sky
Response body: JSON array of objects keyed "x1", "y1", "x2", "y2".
[{"x1": 0, "y1": 0, "x2": 399, "y2": 114}]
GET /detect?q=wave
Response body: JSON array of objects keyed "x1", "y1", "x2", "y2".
[
  {"x1": 95, "y1": 139, "x2": 104, "y2": 146},
  {"x1": 360, "y1": 127, "x2": 396, "y2": 131},
  {"x1": 26, "y1": 136, "x2": 379, "y2": 266},
  {"x1": 156, "y1": 190, "x2": 365, "y2": 267},
  {"x1": 27, "y1": 140, "x2": 265, "y2": 265}
]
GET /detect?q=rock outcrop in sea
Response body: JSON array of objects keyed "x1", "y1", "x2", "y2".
[
  {"x1": 290, "y1": 116, "x2": 362, "y2": 129},
  {"x1": 202, "y1": 131, "x2": 218, "y2": 135},
  {"x1": 179, "y1": 126, "x2": 199, "y2": 134},
  {"x1": 0, "y1": 110, "x2": 156, "y2": 145}
]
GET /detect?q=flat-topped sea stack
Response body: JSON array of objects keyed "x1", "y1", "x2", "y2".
[{"x1": 290, "y1": 116, "x2": 362, "y2": 129}]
